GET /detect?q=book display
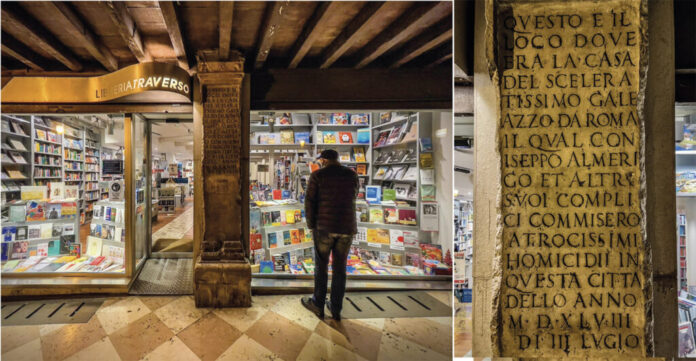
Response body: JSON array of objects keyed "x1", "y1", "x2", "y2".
[
  {"x1": 248, "y1": 111, "x2": 449, "y2": 277},
  {"x1": 2, "y1": 115, "x2": 126, "y2": 275}
]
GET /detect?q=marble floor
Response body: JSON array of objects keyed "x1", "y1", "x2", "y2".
[
  {"x1": 1, "y1": 292, "x2": 452, "y2": 361},
  {"x1": 454, "y1": 301, "x2": 472, "y2": 358}
]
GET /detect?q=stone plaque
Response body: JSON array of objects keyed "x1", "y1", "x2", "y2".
[{"x1": 492, "y1": 0, "x2": 648, "y2": 357}]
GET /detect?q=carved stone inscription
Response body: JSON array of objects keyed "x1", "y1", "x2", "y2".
[
  {"x1": 496, "y1": 1, "x2": 645, "y2": 357},
  {"x1": 202, "y1": 85, "x2": 243, "y2": 251}
]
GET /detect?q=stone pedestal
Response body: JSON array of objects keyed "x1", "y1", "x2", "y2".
[
  {"x1": 193, "y1": 51, "x2": 251, "y2": 308},
  {"x1": 194, "y1": 256, "x2": 251, "y2": 307}
]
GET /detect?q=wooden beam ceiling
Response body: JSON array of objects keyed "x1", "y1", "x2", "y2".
[
  {"x1": 287, "y1": 1, "x2": 340, "y2": 68},
  {"x1": 218, "y1": 1, "x2": 235, "y2": 60},
  {"x1": 158, "y1": 1, "x2": 189, "y2": 70},
  {"x1": 353, "y1": 1, "x2": 452, "y2": 69},
  {"x1": 0, "y1": 4, "x2": 82, "y2": 71},
  {"x1": 319, "y1": 2, "x2": 387, "y2": 69},
  {"x1": 43, "y1": 1, "x2": 118, "y2": 71},
  {"x1": 103, "y1": 1, "x2": 151, "y2": 63},
  {"x1": 1, "y1": 32, "x2": 46, "y2": 71},
  {"x1": 254, "y1": 1, "x2": 290, "y2": 69},
  {"x1": 423, "y1": 42, "x2": 453, "y2": 68},
  {"x1": 387, "y1": 18, "x2": 452, "y2": 68}
]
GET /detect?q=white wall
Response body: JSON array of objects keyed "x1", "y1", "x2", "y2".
[{"x1": 432, "y1": 111, "x2": 453, "y2": 255}]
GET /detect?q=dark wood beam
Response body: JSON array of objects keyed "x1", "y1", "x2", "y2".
[
  {"x1": 287, "y1": 2, "x2": 340, "y2": 68},
  {"x1": 43, "y1": 2, "x2": 118, "y2": 71},
  {"x1": 353, "y1": 1, "x2": 452, "y2": 69},
  {"x1": 422, "y1": 42, "x2": 453, "y2": 69},
  {"x1": 0, "y1": 4, "x2": 82, "y2": 71},
  {"x1": 219, "y1": 1, "x2": 235, "y2": 60},
  {"x1": 103, "y1": 1, "x2": 151, "y2": 63},
  {"x1": 387, "y1": 18, "x2": 452, "y2": 68},
  {"x1": 1, "y1": 32, "x2": 47, "y2": 71},
  {"x1": 251, "y1": 67, "x2": 452, "y2": 110},
  {"x1": 319, "y1": 2, "x2": 387, "y2": 69},
  {"x1": 254, "y1": 1, "x2": 290, "y2": 70},
  {"x1": 158, "y1": 1, "x2": 189, "y2": 70}
]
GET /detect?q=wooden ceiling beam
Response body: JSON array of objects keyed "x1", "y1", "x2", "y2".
[
  {"x1": 319, "y1": 2, "x2": 387, "y2": 69},
  {"x1": 43, "y1": 2, "x2": 118, "y2": 71},
  {"x1": 387, "y1": 18, "x2": 452, "y2": 68},
  {"x1": 158, "y1": 1, "x2": 189, "y2": 70},
  {"x1": 287, "y1": 2, "x2": 340, "y2": 69},
  {"x1": 422, "y1": 42, "x2": 453, "y2": 68},
  {"x1": 1, "y1": 32, "x2": 47, "y2": 71},
  {"x1": 218, "y1": 1, "x2": 235, "y2": 60},
  {"x1": 353, "y1": 1, "x2": 452, "y2": 69},
  {"x1": 103, "y1": 1, "x2": 151, "y2": 63},
  {"x1": 255, "y1": 1, "x2": 290, "y2": 69},
  {"x1": 0, "y1": 4, "x2": 82, "y2": 71}
]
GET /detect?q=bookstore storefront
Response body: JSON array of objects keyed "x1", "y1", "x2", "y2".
[
  {"x1": 1, "y1": 63, "x2": 191, "y2": 295},
  {"x1": 249, "y1": 110, "x2": 453, "y2": 288}
]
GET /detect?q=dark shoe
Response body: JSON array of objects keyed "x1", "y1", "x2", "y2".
[
  {"x1": 326, "y1": 300, "x2": 341, "y2": 321},
  {"x1": 301, "y1": 297, "x2": 324, "y2": 319}
]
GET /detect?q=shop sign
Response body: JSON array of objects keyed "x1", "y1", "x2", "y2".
[{"x1": 1, "y1": 62, "x2": 191, "y2": 103}]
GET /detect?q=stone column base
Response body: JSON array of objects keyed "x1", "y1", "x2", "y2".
[{"x1": 193, "y1": 256, "x2": 251, "y2": 308}]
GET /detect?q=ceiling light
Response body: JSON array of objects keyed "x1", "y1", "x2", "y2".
[{"x1": 56, "y1": 124, "x2": 65, "y2": 134}]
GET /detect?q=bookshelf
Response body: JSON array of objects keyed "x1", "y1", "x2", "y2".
[{"x1": 1, "y1": 115, "x2": 32, "y2": 205}]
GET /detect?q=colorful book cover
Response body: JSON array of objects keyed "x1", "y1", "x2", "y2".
[
  {"x1": 294, "y1": 132, "x2": 310, "y2": 144},
  {"x1": 3, "y1": 227, "x2": 17, "y2": 242},
  {"x1": 60, "y1": 202, "x2": 77, "y2": 219},
  {"x1": 332, "y1": 113, "x2": 348, "y2": 124},
  {"x1": 268, "y1": 232, "x2": 278, "y2": 248},
  {"x1": 323, "y1": 131, "x2": 337, "y2": 144},
  {"x1": 398, "y1": 209, "x2": 417, "y2": 225},
  {"x1": 260, "y1": 260, "x2": 274, "y2": 273},
  {"x1": 405, "y1": 252, "x2": 421, "y2": 268},
  {"x1": 283, "y1": 230, "x2": 292, "y2": 246},
  {"x1": 374, "y1": 166, "x2": 389, "y2": 180},
  {"x1": 367, "y1": 228, "x2": 390, "y2": 244},
  {"x1": 338, "y1": 132, "x2": 353, "y2": 144},
  {"x1": 271, "y1": 211, "x2": 282, "y2": 226},
  {"x1": 10, "y1": 242, "x2": 28, "y2": 260},
  {"x1": 356, "y1": 128, "x2": 370, "y2": 144},
  {"x1": 9, "y1": 204, "x2": 26, "y2": 222},
  {"x1": 356, "y1": 164, "x2": 367, "y2": 175},
  {"x1": 350, "y1": 113, "x2": 369, "y2": 125},
  {"x1": 291, "y1": 229, "x2": 301, "y2": 245},
  {"x1": 46, "y1": 203, "x2": 62, "y2": 219},
  {"x1": 280, "y1": 130, "x2": 295, "y2": 144},
  {"x1": 386, "y1": 124, "x2": 405, "y2": 145},
  {"x1": 285, "y1": 210, "x2": 295, "y2": 224},
  {"x1": 250, "y1": 233, "x2": 262, "y2": 251},
  {"x1": 352, "y1": 147, "x2": 366, "y2": 162},
  {"x1": 390, "y1": 229, "x2": 404, "y2": 249},
  {"x1": 365, "y1": 186, "x2": 381, "y2": 203},
  {"x1": 294, "y1": 210, "x2": 302, "y2": 223},
  {"x1": 384, "y1": 208, "x2": 399, "y2": 224},
  {"x1": 419, "y1": 137, "x2": 433, "y2": 152},
  {"x1": 27, "y1": 225, "x2": 41, "y2": 239},
  {"x1": 374, "y1": 130, "x2": 390, "y2": 147},
  {"x1": 26, "y1": 201, "x2": 45, "y2": 221},
  {"x1": 369, "y1": 208, "x2": 384, "y2": 223},
  {"x1": 304, "y1": 228, "x2": 313, "y2": 243},
  {"x1": 419, "y1": 153, "x2": 434, "y2": 168},
  {"x1": 339, "y1": 152, "x2": 352, "y2": 162},
  {"x1": 380, "y1": 112, "x2": 392, "y2": 124},
  {"x1": 391, "y1": 253, "x2": 404, "y2": 266},
  {"x1": 420, "y1": 243, "x2": 443, "y2": 261},
  {"x1": 420, "y1": 185, "x2": 436, "y2": 201},
  {"x1": 383, "y1": 189, "x2": 397, "y2": 202}
]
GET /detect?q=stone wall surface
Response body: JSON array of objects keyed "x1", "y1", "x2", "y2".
[{"x1": 488, "y1": 0, "x2": 650, "y2": 357}]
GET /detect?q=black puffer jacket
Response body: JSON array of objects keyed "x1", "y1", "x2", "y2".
[{"x1": 305, "y1": 163, "x2": 359, "y2": 235}]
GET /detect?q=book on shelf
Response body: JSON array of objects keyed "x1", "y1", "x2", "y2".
[
  {"x1": 8, "y1": 139, "x2": 27, "y2": 151},
  {"x1": 420, "y1": 169, "x2": 435, "y2": 185},
  {"x1": 314, "y1": 113, "x2": 332, "y2": 124},
  {"x1": 398, "y1": 209, "x2": 417, "y2": 225},
  {"x1": 283, "y1": 230, "x2": 292, "y2": 246},
  {"x1": 384, "y1": 207, "x2": 398, "y2": 224},
  {"x1": 356, "y1": 164, "x2": 367, "y2": 175},
  {"x1": 351, "y1": 113, "x2": 369, "y2": 125},
  {"x1": 268, "y1": 232, "x2": 279, "y2": 248},
  {"x1": 46, "y1": 203, "x2": 62, "y2": 219},
  {"x1": 6, "y1": 169, "x2": 26, "y2": 179},
  {"x1": 276, "y1": 113, "x2": 291, "y2": 125},
  {"x1": 379, "y1": 112, "x2": 392, "y2": 124},
  {"x1": 386, "y1": 124, "x2": 406, "y2": 145},
  {"x1": 374, "y1": 166, "x2": 389, "y2": 180},
  {"x1": 420, "y1": 185, "x2": 436, "y2": 201},
  {"x1": 365, "y1": 186, "x2": 381, "y2": 204},
  {"x1": 383, "y1": 189, "x2": 397, "y2": 202},
  {"x1": 389, "y1": 229, "x2": 404, "y2": 249},
  {"x1": 315, "y1": 131, "x2": 323, "y2": 144},
  {"x1": 419, "y1": 137, "x2": 433, "y2": 152},
  {"x1": 280, "y1": 130, "x2": 295, "y2": 144},
  {"x1": 294, "y1": 132, "x2": 310, "y2": 144},
  {"x1": 323, "y1": 131, "x2": 337, "y2": 144},
  {"x1": 338, "y1": 132, "x2": 353, "y2": 144},
  {"x1": 352, "y1": 147, "x2": 366, "y2": 162},
  {"x1": 391, "y1": 165, "x2": 407, "y2": 180},
  {"x1": 369, "y1": 208, "x2": 384, "y2": 223},
  {"x1": 356, "y1": 128, "x2": 370, "y2": 144},
  {"x1": 367, "y1": 228, "x2": 390, "y2": 244},
  {"x1": 402, "y1": 166, "x2": 418, "y2": 181},
  {"x1": 401, "y1": 120, "x2": 418, "y2": 142},
  {"x1": 339, "y1": 151, "x2": 351, "y2": 162},
  {"x1": 291, "y1": 113, "x2": 311, "y2": 125},
  {"x1": 420, "y1": 202, "x2": 439, "y2": 231},
  {"x1": 10, "y1": 122, "x2": 26, "y2": 135},
  {"x1": 393, "y1": 183, "x2": 411, "y2": 200},
  {"x1": 374, "y1": 129, "x2": 391, "y2": 147},
  {"x1": 332, "y1": 113, "x2": 348, "y2": 124}
]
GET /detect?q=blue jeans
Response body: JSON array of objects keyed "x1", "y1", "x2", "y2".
[{"x1": 312, "y1": 231, "x2": 353, "y2": 313}]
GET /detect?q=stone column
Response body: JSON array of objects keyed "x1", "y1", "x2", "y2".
[{"x1": 193, "y1": 52, "x2": 251, "y2": 307}]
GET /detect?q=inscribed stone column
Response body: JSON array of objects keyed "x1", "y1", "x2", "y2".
[
  {"x1": 487, "y1": 0, "x2": 651, "y2": 357},
  {"x1": 193, "y1": 52, "x2": 251, "y2": 307}
]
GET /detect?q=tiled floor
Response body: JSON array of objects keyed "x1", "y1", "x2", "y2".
[
  {"x1": 1, "y1": 292, "x2": 452, "y2": 361},
  {"x1": 454, "y1": 300, "x2": 472, "y2": 357}
]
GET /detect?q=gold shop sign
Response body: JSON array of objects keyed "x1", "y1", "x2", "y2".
[{"x1": 1, "y1": 62, "x2": 191, "y2": 103}]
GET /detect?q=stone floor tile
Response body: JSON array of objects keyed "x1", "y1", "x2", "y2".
[
  {"x1": 96, "y1": 297, "x2": 152, "y2": 335},
  {"x1": 314, "y1": 320, "x2": 383, "y2": 361},
  {"x1": 1, "y1": 325, "x2": 40, "y2": 355},
  {"x1": 40, "y1": 315, "x2": 107, "y2": 361},
  {"x1": 383, "y1": 317, "x2": 452, "y2": 355},
  {"x1": 177, "y1": 313, "x2": 242, "y2": 361},
  {"x1": 245, "y1": 311, "x2": 312, "y2": 361},
  {"x1": 137, "y1": 296, "x2": 178, "y2": 312},
  {"x1": 296, "y1": 333, "x2": 365, "y2": 361},
  {"x1": 2, "y1": 338, "x2": 43, "y2": 361},
  {"x1": 64, "y1": 337, "x2": 121, "y2": 361},
  {"x1": 108, "y1": 313, "x2": 174, "y2": 361},
  {"x1": 252, "y1": 295, "x2": 285, "y2": 310},
  {"x1": 271, "y1": 295, "x2": 321, "y2": 331},
  {"x1": 352, "y1": 317, "x2": 385, "y2": 331},
  {"x1": 39, "y1": 324, "x2": 67, "y2": 337},
  {"x1": 140, "y1": 336, "x2": 200, "y2": 361},
  {"x1": 153, "y1": 296, "x2": 210, "y2": 334},
  {"x1": 213, "y1": 305, "x2": 267, "y2": 333},
  {"x1": 216, "y1": 334, "x2": 283, "y2": 361},
  {"x1": 426, "y1": 291, "x2": 452, "y2": 307},
  {"x1": 377, "y1": 332, "x2": 450, "y2": 361}
]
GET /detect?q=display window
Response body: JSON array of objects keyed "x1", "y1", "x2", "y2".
[
  {"x1": 1, "y1": 114, "x2": 130, "y2": 275},
  {"x1": 248, "y1": 111, "x2": 452, "y2": 278}
]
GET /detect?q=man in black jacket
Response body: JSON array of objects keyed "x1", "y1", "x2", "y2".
[{"x1": 301, "y1": 149, "x2": 359, "y2": 321}]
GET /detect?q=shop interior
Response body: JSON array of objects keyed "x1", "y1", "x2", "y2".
[
  {"x1": 1, "y1": 113, "x2": 195, "y2": 279},
  {"x1": 248, "y1": 111, "x2": 453, "y2": 286}
]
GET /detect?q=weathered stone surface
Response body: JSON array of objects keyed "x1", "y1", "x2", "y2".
[
  {"x1": 194, "y1": 256, "x2": 252, "y2": 307},
  {"x1": 489, "y1": 0, "x2": 649, "y2": 357}
]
